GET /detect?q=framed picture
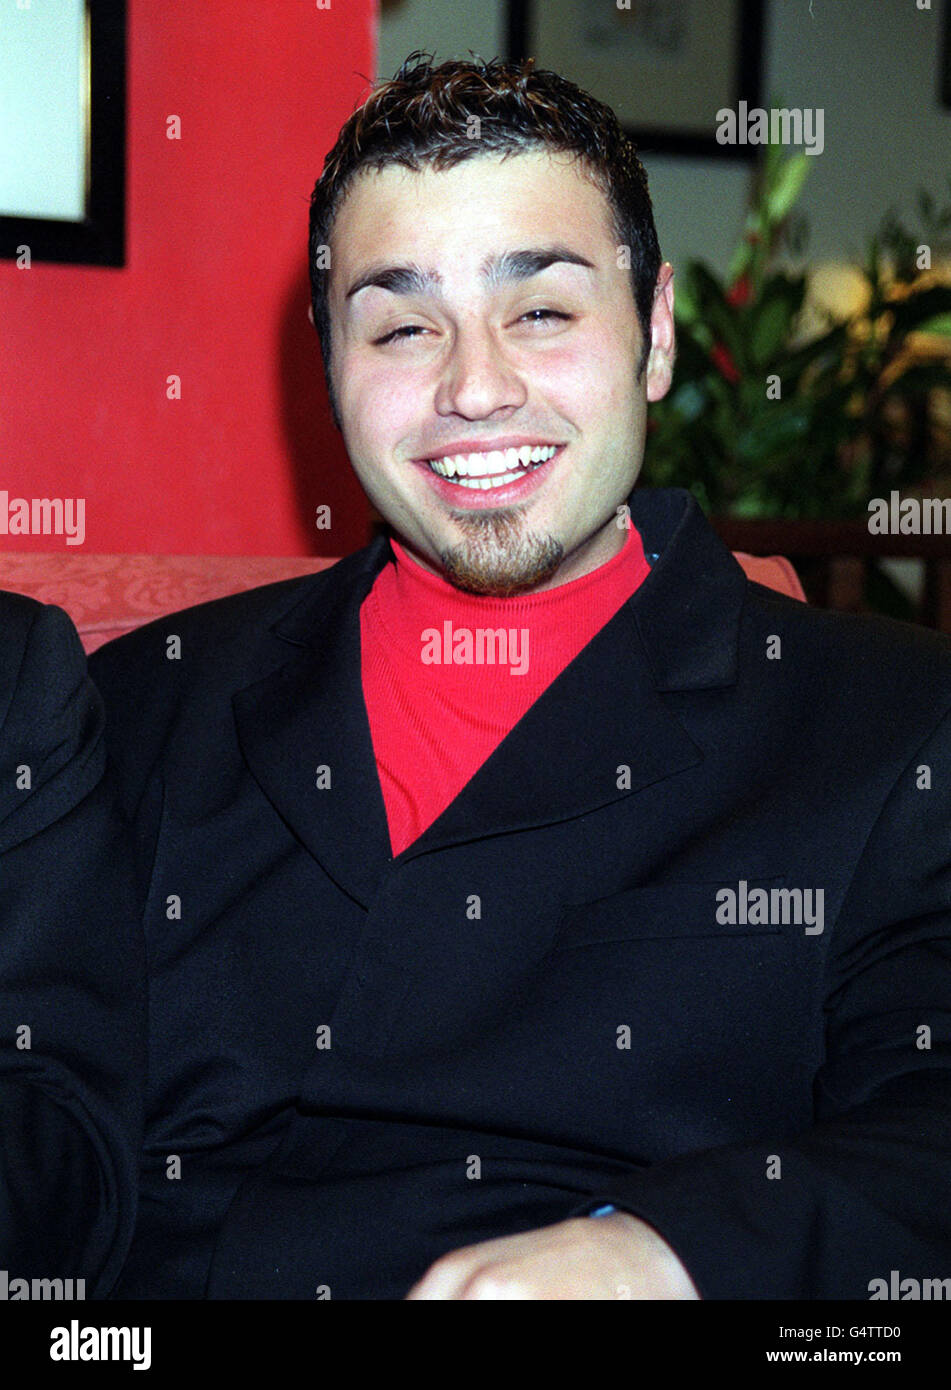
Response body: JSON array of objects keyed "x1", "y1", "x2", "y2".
[
  {"x1": 507, "y1": 0, "x2": 765, "y2": 160},
  {"x1": 0, "y1": 0, "x2": 126, "y2": 266}
]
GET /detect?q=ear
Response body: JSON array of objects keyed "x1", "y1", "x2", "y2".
[{"x1": 645, "y1": 263, "x2": 676, "y2": 403}]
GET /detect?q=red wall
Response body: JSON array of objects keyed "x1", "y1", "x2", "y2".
[{"x1": 0, "y1": 0, "x2": 375, "y2": 554}]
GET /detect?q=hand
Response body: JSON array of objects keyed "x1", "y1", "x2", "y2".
[{"x1": 404, "y1": 1211, "x2": 702, "y2": 1300}]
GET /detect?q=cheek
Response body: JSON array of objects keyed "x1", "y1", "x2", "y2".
[
  {"x1": 339, "y1": 357, "x2": 416, "y2": 448},
  {"x1": 537, "y1": 325, "x2": 635, "y2": 413},
  {"x1": 583, "y1": 322, "x2": 643, "y2": 421}
]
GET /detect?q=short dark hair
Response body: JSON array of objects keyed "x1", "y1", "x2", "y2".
[{"x1": 308, "y1": 51, "x2": 661, "y2": 430}]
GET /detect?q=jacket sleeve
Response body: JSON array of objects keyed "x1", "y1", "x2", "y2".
[
  {"x1": 569, "y1": 703, "x2": 951, "y2": 1299},
  {"x1": 0, "y1": 600, "x2": 146, "y2": 1297}
]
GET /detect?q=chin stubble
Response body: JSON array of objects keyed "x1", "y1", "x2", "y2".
[{"x1": 438, "y1": 506, "x2": 564, "y2": 597}]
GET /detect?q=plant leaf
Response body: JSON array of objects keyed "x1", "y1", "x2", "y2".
[{"x1": 766, "y1": 153, "x2": 811, "y2": 224}]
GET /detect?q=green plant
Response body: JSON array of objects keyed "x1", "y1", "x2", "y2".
[{"x1": 644, "y1": 139, "x2": 951, "y2": 519}]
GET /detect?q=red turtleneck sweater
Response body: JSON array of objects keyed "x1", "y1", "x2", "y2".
[{"x1": 360, "y1": 523, "x2": 651, "y2": 856}]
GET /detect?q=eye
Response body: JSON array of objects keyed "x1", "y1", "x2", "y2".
[
  {"x1": 373, "y1": 309, "x2": 573, "y2": 346},
  {"x1": 519, "y1": 309, "x2": 572, "y2": 325},
  {"x1": 374, "y1": 324, "x2": 428, "y2": 345}
]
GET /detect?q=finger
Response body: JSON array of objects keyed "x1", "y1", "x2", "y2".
[
  {"x1": 459, "y1": 1267, "x2": 535, "y2": 1300},
  {"x1": 405, "y1": 1252, "x2": 481, "y2": 1300}
]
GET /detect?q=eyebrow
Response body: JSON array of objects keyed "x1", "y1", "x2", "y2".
[{"x1": 344, "y1": 245, "x2": 597, "y2": 301}]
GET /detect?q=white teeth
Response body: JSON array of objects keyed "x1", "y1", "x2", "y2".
[
  {"x1": 427, "y1": 444, "x2": 559, "y2": 480},
  {"x1": 449, "y1": 469, "x2": 525, "y2": 490}
]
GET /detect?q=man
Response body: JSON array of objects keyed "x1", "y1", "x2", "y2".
[
  {"x1": 0, "y1": 592, "x2": 145, "y2": 1297},
  {"x1": 90, "y1": 53, "x2": 951, "y2": 1300}
]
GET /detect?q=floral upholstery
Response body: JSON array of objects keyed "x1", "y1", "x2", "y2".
[{"x1": 0, "y1": 551, "x2": 805, "y2": 655}]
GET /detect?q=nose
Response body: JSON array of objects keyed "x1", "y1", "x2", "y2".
[{"x1": 433, "y1": 320, "x2": 529, "y2": 420}]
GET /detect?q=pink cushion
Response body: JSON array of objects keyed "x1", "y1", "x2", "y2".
[
  {"x1": 0, "y1": 555, "x2": 335, "y2": 653},
  {"x1": 733, "y1": 552, "x2": 805, "y2": 603},
  {"x1": 0, "y1": 550, "x2": 804, "y2": 655}
]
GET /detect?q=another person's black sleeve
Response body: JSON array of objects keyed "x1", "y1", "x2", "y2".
[{"x1": 0, "y1": 595, "x2": 146, "y2": 1297}]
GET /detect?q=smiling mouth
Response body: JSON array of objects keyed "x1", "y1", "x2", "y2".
[{"x1": 422, "y1": 443, "x2": 563, "y2": 490}]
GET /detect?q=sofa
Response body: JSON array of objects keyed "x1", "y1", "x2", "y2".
[{"x1": 0, "y1": 551, "x2": 805, "y2": 654}]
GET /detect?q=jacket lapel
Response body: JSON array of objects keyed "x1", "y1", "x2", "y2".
[
  {"x1": 399, "y1": 488, "x2": 747, "y2": 859},
  {"x1": 233, "y1": 488, "x2": 749, "y2": 899},
  {"x1": 232, "y1": 539, "x2": 396, "y2": 906}
]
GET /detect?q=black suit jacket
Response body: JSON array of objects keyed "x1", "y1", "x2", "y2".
[
  {"x1": 0, "y1": 593, "x2": 145, "y2": 1296},
  {"x1": 89, "y1": 487, "x2": 951, "y2": 1299}
]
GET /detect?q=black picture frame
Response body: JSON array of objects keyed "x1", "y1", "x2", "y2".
[
  {"x1": 0, "y1": 0, "x2": 126, "y2": 267},
  {"x1": 507, "y1": 0, "x2": 765, "y2": 161}
]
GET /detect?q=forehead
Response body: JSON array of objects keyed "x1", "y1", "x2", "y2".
[{"x1": 330, "y1": 148, "x2": 616, "y2": 273}]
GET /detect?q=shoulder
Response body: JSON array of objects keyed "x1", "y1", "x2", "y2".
[
  {"x1": 0, "y1": 589, "x2": 91, "y2": 734},
  {"x1": 742, "y1": 578, "x2": 951, "y2": 745},
  {"x1": 745, "y1": 579, "x2": 951, "y2": 672},
  {"x1": 89, "y1": 561, "x2": 350, "y2": 698},
  {"x1": 0, "y1": 590, "x2": 103, "y2": 849},
  {"x1": 86, "y1": 552, "x2": 376, "y2": 807},
  {"x1": 0, "y1": 588, "x2": 85, "y2": 681}
]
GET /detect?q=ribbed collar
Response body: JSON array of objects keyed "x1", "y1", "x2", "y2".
[{"x1": 365, "y1": 522, "x2": 649, "y2": 672}]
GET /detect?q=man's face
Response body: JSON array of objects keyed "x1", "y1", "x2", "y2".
[{"x1": 328, "y1": 147, "x2": 674, "y2": 595}]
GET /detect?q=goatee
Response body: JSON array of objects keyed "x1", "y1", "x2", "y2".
[{"x1": 439, "y1": 506, "x2": 563, "y2": 597}]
